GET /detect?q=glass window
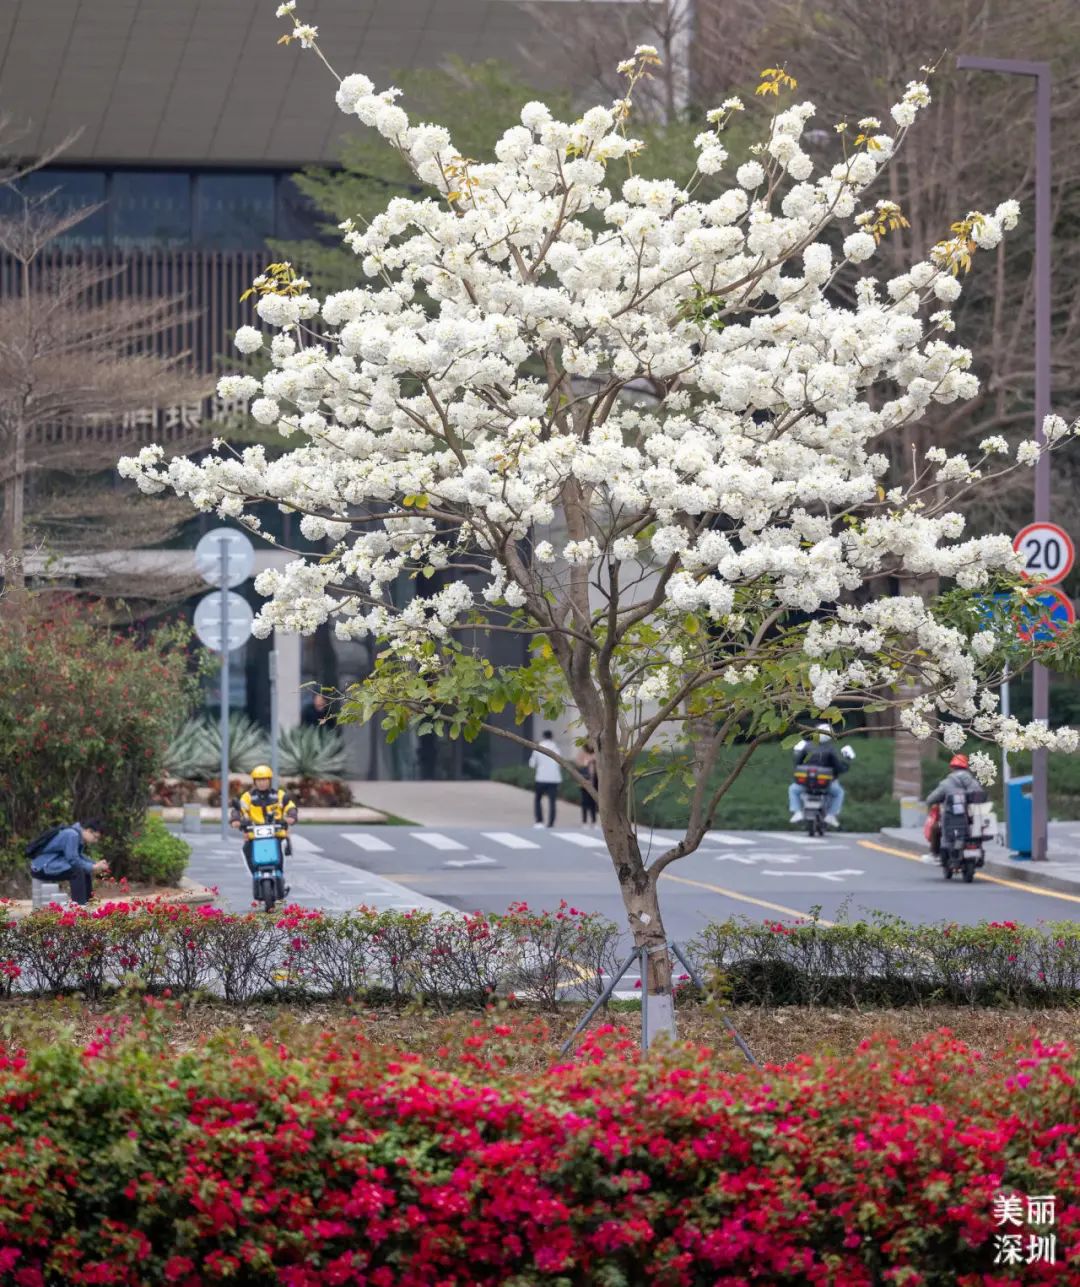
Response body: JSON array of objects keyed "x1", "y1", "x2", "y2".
[
  {"x1": 112, "y1": 171, "x2": 191, "y2": 249},
  {"x1": 275, "y1": 174, "x2": 326, "y2": 243},
  {"x1": 0, "y1": 170, "x2": 107, "y2": 246},
  {"x1": 196, "y1": 173, "x2": 275, "y2": 249}
]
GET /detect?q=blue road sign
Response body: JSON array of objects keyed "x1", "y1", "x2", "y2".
[{"x1": 978, "y1": 589, "x2": 1075, "y2": 644}]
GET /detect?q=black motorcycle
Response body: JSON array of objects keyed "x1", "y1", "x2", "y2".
[
  {"x1": 793, "y1": 764, "x2": 835, "y2": 837},
  {"x1": 938, "y1": 790, "x2": 986, "y2": 884}
]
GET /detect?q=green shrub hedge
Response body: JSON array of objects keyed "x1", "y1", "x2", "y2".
[
  {"x1": 3, "y1": 902, "x2": 1079, "y2": 1009},
  {"x1": 494, "y1": 738, "x2": 1080, "y2": 831},
  {"x1": 0, "y1": 1012, "x2": 1075, "y2": 1283},
  {"x1": 125, "y1": 815, "x2": 190, "y2": 886}
]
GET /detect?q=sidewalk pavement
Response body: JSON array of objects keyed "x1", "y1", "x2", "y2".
[
  {"x1": 348, "y1": 779, "x2": 560, "y2": 830},
  {"x1": 182, "y1": 829, "x2": 458, "y2": 916},
  {"x1": 880, "y1": 821, "x2": 1080, "y2": 897}
]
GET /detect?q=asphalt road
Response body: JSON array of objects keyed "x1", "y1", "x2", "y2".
[{"x1": 187, "y1": 823, "x2": 1080, "y2": 944}]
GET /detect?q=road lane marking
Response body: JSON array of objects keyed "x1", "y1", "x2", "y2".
[
  {"x1": 339, "y1": 873, "x2": 433, "y2": 884},
  {"x1": 763, "y1": 868, "x2": 864, "y2": 882},
  {"x1": 858, "y1": 839, "x2": 1080, "y2": 906},
  {"x1": 342, "y1": 832, "x2": 394, "y2": 852},
  {"x1": 560, "y1": 832, "x2": 607, "y2": 848},
  {"x1": 287, "y1": 834, "x2": 323, "y2": 855},
  {"x1": 703, "y1": 831, "x2": 756, "y2": 846},
  {"x1": 482, "y1": 832, "x2": 540, "y2": 850},
  {"x1": 762, "y1": 833, "x2": 842, "y2": 846},
  {"x1": 713, "y1": 852, "x2": 808, "y2": 865},
  {"x1": 412, "y1": 832, "x2": 467, "y2": 851},
  {"x1": 444, "y1": 856, "x2": 498, "y2": 868},
  {"x1": 659, "y1": 871, "x2": 836, "y2": 926}
]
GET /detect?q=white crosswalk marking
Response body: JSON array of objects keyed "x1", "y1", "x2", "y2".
[
  {"x1": 762, "y1": 833, "x2": 841, "y2": 846},
  {"x1": 763, "y1": 868, "x2": 864, "y2": 882},
  {"x1": 482, "y1": 832, "x2": 540, "y2": 850},
  {"x1": 703, "y1": 831, "x2": 756, "y2": 846},
  {"x1": 288, "y1": 834, "x2": 322, "y2": 855},
  {"x1": 412, "y1": 831, "x2": 467, "y2": 851},
  {"x1": 342, "y1": 832, "x2": 394, "y2": 852},
  {"x1": 559, "y1": 831, "x2": 607, "y2": 848}
]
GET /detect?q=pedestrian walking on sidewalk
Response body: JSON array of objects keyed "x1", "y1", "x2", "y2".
[
  {"x1": 577, "y1": 741, "x2": 598, "y2": 828},
  {"x1": 529, "y1": 730, "x2": 562, "y2": 828}
]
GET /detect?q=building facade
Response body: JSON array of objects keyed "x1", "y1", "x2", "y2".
[{"x1": 1, "y1": 0, "x2": 647, "y2": 778}]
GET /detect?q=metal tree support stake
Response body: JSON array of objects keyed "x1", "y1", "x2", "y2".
[{"x1": 559, "y1": 941, "x2": 758, "y2": 1067}]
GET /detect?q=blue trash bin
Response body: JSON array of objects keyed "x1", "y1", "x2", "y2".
[{"x1": 1006, "y1": 775, "x2": 1033, "y2": 859}]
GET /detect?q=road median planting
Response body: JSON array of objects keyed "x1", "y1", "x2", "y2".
[{"x1": 2, "y1": 901, "x2": 1079, "y2": 1010}]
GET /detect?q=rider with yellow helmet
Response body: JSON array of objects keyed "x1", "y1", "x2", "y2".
[{"x1": 230, "y1": 766, "x2": 298, "y2": 870}]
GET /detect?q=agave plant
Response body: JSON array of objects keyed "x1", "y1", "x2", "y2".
[
  {"x1": 163, "y1": 716, "x2": 213, "y2": 780},
  {"x1": 278, "y1": 724, "x2": 348, "y2": 780},
  {"x1": 198, "y1": 714, "x2": 272, "y2": 776}
]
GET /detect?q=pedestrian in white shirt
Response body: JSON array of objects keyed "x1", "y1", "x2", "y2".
[{"x1": 529, "y1": 730, "x2": 562, "y2": 828}]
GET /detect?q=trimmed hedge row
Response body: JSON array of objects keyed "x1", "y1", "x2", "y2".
[
  {"x1": 3, "y1": 901, "x2": 1080, "y2": 1008},
  {"x1": 696, "y1": 915, "x2": 1080, "y2": 1007},
  {"x1": 0, "y1": 900, "x2": 621, "y2": 1007},
  {"x1": 0, "y1": 1015, "x2": 1076, "y2": 1283}
]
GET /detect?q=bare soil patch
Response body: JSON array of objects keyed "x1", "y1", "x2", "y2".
[{"x1": 2, "y1": 995, "x2": 1076, "y2": 1068}]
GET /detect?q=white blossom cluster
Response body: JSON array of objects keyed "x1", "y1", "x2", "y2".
[{"x1": 119, "y1": 22, "x2": 1080, "y2": 765}]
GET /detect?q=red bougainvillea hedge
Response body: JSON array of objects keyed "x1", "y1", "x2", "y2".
[{"x1": 0, "y1": 1008, "x2": 1077, "y2": 1285}]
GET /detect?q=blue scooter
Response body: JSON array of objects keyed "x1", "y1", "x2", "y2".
[{"x1": 245, "y1": 823, "x2": 288, "y2": 912}]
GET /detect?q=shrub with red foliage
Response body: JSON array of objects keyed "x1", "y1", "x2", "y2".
[
  {"x1": 0, "y1": 602, "x2": 195, "y2": 882},
  {"x1": 284, "y1": 777, "x2": 354, "y2": 807},
  {"x1": 0, "y1": 1013, "x2": 1075, "y2": 1284}
]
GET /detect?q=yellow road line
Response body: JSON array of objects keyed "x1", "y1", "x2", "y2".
[
  {"x1": 858, "y1": 839, "x2": 1080, "y2": 907},
  {"x1": 660, "y1": 871, "x2": 836, "y2": 927}
]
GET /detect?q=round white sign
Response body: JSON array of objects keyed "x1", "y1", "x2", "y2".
[
  {"x1": 194, "y1": 527, "x2": 255, "y2": 588},
  {"x1": 1013, "y1": 523, "x2": 1075, "y2": 586},
  {"x1": 193, "y1": 590, "x2": 254, "y2": 652}
]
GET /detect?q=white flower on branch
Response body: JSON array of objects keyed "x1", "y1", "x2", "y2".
[{"x1": 116, "y1": 31, "x2": 1078, "y2": 797}]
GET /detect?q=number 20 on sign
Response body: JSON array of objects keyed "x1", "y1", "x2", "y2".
[{"x1": 1014, "y1": 523, "x2": 1075, "y2": 586}]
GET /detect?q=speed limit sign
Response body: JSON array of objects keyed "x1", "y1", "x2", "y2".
[{"x1": 1014, "y1": 523, "x2": 1075, "y2": 585}]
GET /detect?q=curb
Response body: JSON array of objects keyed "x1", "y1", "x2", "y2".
[
  {"x1": 3, "y1": 879, "x2": 217, "y2": 921},
  {"x1": 177, "y1": 878, "x2": 218, "y2": 906},
  {"x1": 159, "y1": 806, "x2": 388, "y2": 824},
  {"x1": 879, "y1": 829, "x2": 1080, "y2": 897}
]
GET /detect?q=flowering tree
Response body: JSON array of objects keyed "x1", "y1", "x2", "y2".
[{"x1": 123, "y1": 9, "x2": 1080, "y2": 1034}]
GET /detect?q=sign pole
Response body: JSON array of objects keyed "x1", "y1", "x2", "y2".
[
  {"x1": 219, "y1": 538, "x2": 231, "y2": 841},
  {"x1": 269, "y1": 641, "x2": 280, "y2": 786},
  {"x1": 1032, "y1": 60, "x2": 1053, "y2": 863},
  {"x1": 1000, "y1": 664, "x2": 1010, "y2": 841},
  {"x1": 956, "y1": 57, "x2": 1053, "y2": 858}
]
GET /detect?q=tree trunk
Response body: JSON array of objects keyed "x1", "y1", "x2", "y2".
[
  {"x1": 892, "y1": 682, "x2": 926, "y2": 801},
  {"x1": 1, "y1": 414, "x2": 26, "y2": 612},
  {"x1": 602, "y1": 814, "x2": 676, "y2": 1045}
]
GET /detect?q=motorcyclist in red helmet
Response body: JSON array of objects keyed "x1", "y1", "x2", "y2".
[{"x1": 922, "y1": 753, "x2": 982, "y2": 864}]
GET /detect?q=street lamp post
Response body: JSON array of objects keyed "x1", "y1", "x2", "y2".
[{"x1": 956, "y1": 56, "x2": 1052, "y2": 861}]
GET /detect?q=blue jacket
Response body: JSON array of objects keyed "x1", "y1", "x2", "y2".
[{"x1": 30, "y1": 825, "x2": 94, "y2": 878}]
